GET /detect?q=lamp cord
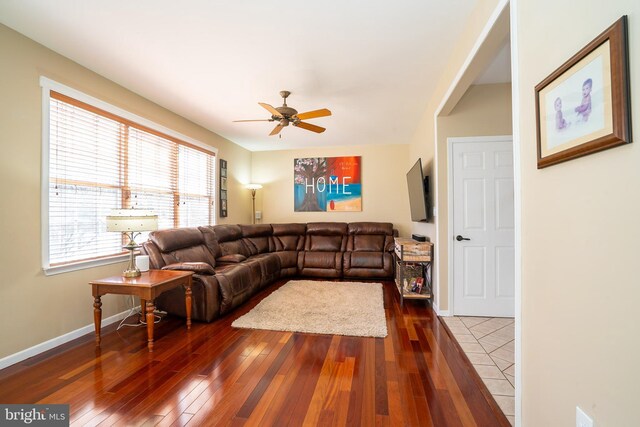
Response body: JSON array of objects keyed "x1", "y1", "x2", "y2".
[{"x1": 116, "y1": 295, "x2": 163, "y2": 330}]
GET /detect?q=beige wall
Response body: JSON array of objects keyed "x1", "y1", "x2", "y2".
[
  {"x1": 435, "y1": 83, "x2": 512, "y2": 310},
  {"x1": 517, "y1": 2, "x2": 640, "y2": 426},
  {"x1": 408, "y1": 0, "x2": 507, "y2": 313},
  {"x1": 251, "y1": 144, "x2": 411, "y2": 237},
  {"x1": 0, "y1": 24, "x2": 252, "y2": 360}
]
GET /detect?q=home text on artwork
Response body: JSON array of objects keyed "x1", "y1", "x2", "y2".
[{"x1": 301, "y1": 175, "x2": 352, "y2": 195}]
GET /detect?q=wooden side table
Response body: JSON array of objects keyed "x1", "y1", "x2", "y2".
[
  {"x1": 89, "y1": 270, "x2": 194, "y2": 352},
  {"x1": 394, "y1": 238, "x2": 433, "y2": 306}
]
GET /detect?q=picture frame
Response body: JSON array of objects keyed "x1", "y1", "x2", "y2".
[
  {"x1": 535, "y1": 16, "x2": 631, "y2": 169},
  {"x1": 219, "y1": 158, "x2": 228, "y2": 217}
]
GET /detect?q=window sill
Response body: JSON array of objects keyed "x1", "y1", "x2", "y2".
[{"x1": 43, "y1": 254, "x2": 130, "y2": 276}]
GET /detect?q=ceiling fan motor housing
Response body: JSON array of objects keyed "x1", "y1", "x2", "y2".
[{"x1": 274, "y1": 106, "x2": 298, "y2": 119}]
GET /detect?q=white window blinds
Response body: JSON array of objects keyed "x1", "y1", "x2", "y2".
[{"x1": 47, "y1": 91, "x2": 216, "y2": 267}]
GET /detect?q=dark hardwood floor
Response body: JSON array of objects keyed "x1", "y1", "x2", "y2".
[{"x1": 0, "y1": 280, "x2": 509, "y2": 426}]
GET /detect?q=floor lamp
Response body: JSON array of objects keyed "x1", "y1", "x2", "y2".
[{"x1": 245, "y1": 184, "x2": 262, "y2": 224}]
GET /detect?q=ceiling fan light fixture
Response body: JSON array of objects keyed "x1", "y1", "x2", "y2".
[{"x1": 235, "y1": 90, "x2": 331, "y2": 137}]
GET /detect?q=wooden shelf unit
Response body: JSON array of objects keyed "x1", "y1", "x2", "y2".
[{"x1": 394, "y1": 238, "x2": 433, "y2": 306}]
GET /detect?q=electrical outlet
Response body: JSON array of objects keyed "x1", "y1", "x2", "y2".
[{"x1": 576, "y1": 406, "x2": 594, "y2": 427}]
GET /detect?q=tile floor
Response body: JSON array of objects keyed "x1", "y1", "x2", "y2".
[{"x1": 441, "y1": 316, "x2": 515, "y2": 426}]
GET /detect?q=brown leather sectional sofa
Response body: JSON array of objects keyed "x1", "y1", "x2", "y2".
[{"x1": 141, "y1": 222, "x2": 396, "y2": 322}]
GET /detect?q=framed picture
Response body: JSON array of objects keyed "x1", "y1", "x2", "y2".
[
  {"x1": 219, "y1": 158, "x2": 228, "y2": 217},
  {"x1": 535, "y1": 16, "x2": 631, "y2": 169}
]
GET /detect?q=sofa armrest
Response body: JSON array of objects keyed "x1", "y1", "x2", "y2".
[
  {"x1": 162, "y1": 262, "x2": 215, "y2": 275},
  {"x1": 216, "y1": 254, "x2": 247, "y2": 264}
]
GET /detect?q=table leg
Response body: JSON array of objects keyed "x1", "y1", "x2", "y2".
[
  {"x1": 140, "y1": 299, "x2": 146, "y2": 322},
  {"x1": 146, "y1": 301, "x2": 155, "y2": 352},
  {"x1": 93, "y1": 296, "x2": 102, "y2": 346},
  {"x1": 184, "y1": 281, "x2": 192, "y2": 330}
]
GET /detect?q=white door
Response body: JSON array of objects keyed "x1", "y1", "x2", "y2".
[{"x1": 451, "y1": 137, "x2": 514, "y2": 317}]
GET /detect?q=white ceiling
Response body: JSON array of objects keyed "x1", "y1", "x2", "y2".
[{"x1": 0, "y1": 0, "x2": 481, "y2": 152}]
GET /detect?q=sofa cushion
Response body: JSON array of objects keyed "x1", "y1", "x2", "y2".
[
  {"x1": 214, "y1": 264, "x2": 256, "y2": 314},
  {"x1": 150, "y1": 228, "x2": 205, "y2": 252},
  {"x1": 241, "y1": 224, "x2": 273, "y2": 255},
  {"x1": 306, "y1": 222, "x2": 348, "y2": 235},
  {"x1": 245, "y1": 253, "x2": 281, "y2": 288},
  {"x1": 240, "y1": 224, "x2": 273, "y2": 238},
  {"x1": 148, "y1": 229, "x2": 217, "y2": 267},
  {"x1": 348, "y1": 252, "x2": 383, "y2": 268},
  {"x1": 347, "y1": 222, "x2": 394, "y2": 235},
  {"x1": 343, "y1": 252, "x2": 394, "y2": 279},
  {"x1": 298, "y1": 251, "x2": 343, "y2": 278},
  {"x1": 272, "y1": 223, "x2": 307, "y2": 236},
  {"x1": 351, "y1": 235, "x2": 386, "y2": 252},
  {"x1": 346, "y1": 222, "x2": 394, "y2": 253},
  {"x1": 212, "y1": 224, "x2": 243, "y2": 242},
  {"x1": 220, "y1": 240, "x2": 250, "y2": 257},
  {"x1": 199, "y1": 226, "x2": 222, "y2": 258},
  {"x1": 274, "y1": 251, "x2": 298, "y2": 276},
  {"x1": 273, "y1": 235, "x2": 302, "y2": 251},
  {"x1": 211, "y1": 224, "x2": 251, "y2": 257},
  {"x1": 306, "y1": 235, "x2": 344, "y2": 252},
  {"x1": 272, "y1": 223, "x2": 306, "y2": 251}
]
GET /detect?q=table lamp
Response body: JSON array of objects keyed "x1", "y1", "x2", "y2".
[
  {"x1": 107, "y1": 209, "x2": 158, "y2": 277},
  {"x1": 245, "y1": 184, "x2": 262, "y2": 224}
]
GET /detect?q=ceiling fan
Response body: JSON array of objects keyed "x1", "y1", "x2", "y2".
[{"x1": 234, "y1": 91, "x2": 331, "y2": 136}]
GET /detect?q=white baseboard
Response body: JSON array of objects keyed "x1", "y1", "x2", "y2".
[
  {"x1": 433, "y1": 301, "x2": 451, "y2": 317},
  {"x1": 0, "y1": 309, "x2": 130, "y2": 371}
]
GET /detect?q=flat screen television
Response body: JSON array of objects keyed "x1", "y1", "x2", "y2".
[{"x1": 406, "y1": 158, "x2": 430, "y2": 222}]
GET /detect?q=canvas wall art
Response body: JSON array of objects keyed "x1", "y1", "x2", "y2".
[{"x1": 294, "y1": 156, "x2": 361, "y2": 212}]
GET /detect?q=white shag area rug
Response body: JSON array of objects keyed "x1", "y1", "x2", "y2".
[{"x1": 231, "y1": 280, "x2": 387, "y2": 338}]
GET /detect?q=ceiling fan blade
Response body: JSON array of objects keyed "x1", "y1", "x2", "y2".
[
  {"x1": 295, "y1": 108, "x2": 332, "y2": 120},
  {"x1": 269, "y1": 124, "x2": 285, "y2": 136},
  {"x1": 295, "y1": 121, "x2": 326, "y2": 133},
  {"x1": 259, "y1": 102, "x2": 283, "y2": 118},
  {"x1": 233, "y1": 119, "x2": 273, "y2": 122}
]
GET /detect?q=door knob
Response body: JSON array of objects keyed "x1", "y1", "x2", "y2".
[{"x1": 456, "y1": 235, "x2": 471, "y2": 241}]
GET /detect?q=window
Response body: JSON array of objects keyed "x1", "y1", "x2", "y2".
[{"x1": 42, "y1": 78, "x2": 217, "y2": 274}]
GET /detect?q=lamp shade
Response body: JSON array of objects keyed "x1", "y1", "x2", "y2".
[
  {"x1": 106, "y1": 209, "x2": 158, "y2": 232},
  {"x1": 245, "y1": 183, "x2": 263, "y2": 190}
]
